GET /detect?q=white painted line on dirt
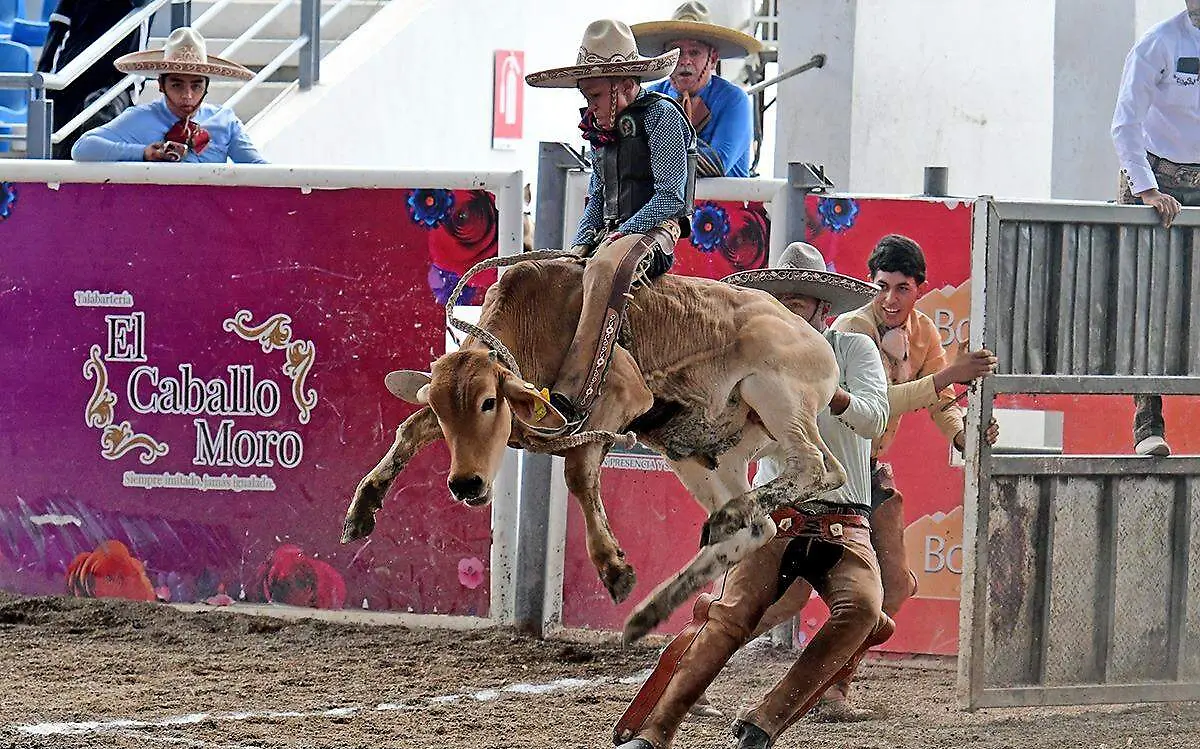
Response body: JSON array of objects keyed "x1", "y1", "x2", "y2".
[{"x1": 11, "y1": 670, "x2": 645, "y2": 738}]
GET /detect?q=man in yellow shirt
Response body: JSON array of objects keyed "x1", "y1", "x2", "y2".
[{"x1": 823, "y1": 233, "x2": 998, "y2": 720}]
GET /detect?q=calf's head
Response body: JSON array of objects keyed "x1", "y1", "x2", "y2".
[{"x1": 385, "y1": 349, "x2": 564, "y2": 506}]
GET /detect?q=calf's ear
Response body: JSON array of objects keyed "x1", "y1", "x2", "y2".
[
  {"x1": 499, "y1": 377, "x2": 566, "y2": 430},
  {"x1": 384, "y1": 370, "x2": 433, "y2": 404}
]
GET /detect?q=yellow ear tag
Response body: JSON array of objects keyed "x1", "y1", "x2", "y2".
[{"x1": 533, "y1": 387, "x2": 550, "y2": 422}]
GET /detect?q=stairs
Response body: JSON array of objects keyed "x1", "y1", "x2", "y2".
[
  {"x1": 138, "y1": 0, "x2": 387, "y2": 125},
  {"x1": 2, "y1": 0, "x2": 386, "y2": 156}
]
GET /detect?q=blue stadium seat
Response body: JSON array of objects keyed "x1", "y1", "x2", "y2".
[
  {"x1": 0, "y1": 39, "x2": 32, "y2": 127},
  {"x1": 0, "y1": 0, "x2": 27, "y2": 36},
  {"x1": 10, "y1": 18, "x2": 46, "y2": 47}
]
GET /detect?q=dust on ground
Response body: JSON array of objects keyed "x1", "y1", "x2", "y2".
[{"x1": 0, "y1": 592, "x2": 1196, "y2": 749}]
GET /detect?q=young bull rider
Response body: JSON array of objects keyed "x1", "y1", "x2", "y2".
[
  {"x1": 612, "y1": 243, "x2": 893, "y2": 749},
  {"x1": 524, "y1": 19, "x2": 697, "y2": 436}
]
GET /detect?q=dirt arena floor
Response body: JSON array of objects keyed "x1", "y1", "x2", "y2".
[{"x1": 0, "y1": 593, "x2": 1197, "y2": 749}]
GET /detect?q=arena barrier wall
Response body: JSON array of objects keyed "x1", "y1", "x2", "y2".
[{"x1": 0, "y1": 162, "x2": 525, "y2": 625}]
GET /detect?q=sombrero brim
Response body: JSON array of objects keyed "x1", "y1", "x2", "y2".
[
  {"x1": 115, "y1": 50, "x2": 253, "y2": 81},
  {"x1": 630, "y1": 20, "x2": 763, "y2": 59},
  {"x1": 525, "y1": 49, "x2": 679, "y2": 88},
  {"x1": 722, "y1": 268, "x2": 879, "y2": 317}
]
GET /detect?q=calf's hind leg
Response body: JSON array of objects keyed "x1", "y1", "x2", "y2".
[{"x1": 701, "y1": 373, "x2": 847, "y2": 547}]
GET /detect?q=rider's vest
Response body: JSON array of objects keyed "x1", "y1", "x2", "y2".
[{"x1": 598, "y1": 92, "x2": 697, "y2": 237}]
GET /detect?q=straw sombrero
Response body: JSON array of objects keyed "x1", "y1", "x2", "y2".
[
  {"x1": 723, "y1": 242, "x2": 879, "y2": 316},
  {"x1": 115, "y1": 27, "x2": 253, "y2": 81},
  {"x1": 631, "y1": 1, "x2": 763, "y2": 61},
  {"x1": 525, "y1": 19, "x2": 679, "y2": 89}
]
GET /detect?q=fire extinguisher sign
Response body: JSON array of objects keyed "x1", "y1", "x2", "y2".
[{"x1": 492, "y1": 50, "x2": 524, "y2": 151}]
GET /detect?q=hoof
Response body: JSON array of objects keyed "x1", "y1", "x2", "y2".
[
  {"x1": 603, "y1": 560, "x2": 637, "y2": 604},
  {"x1": 700, "y1": 501, "x2": 753, "y2": 547},
  {"x1": 340, "y1": 511, "x2": 376, "y2": 543}
]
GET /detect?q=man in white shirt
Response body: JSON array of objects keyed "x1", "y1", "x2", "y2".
[
  {"x1": 612, "y1": 243, "x2": 892, "y2": 749},
  {"x1": 1111, "y1": 0, "x2": 1200, "y2": 456}
]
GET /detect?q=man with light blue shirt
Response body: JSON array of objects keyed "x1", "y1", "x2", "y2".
[
  {"x1": 1111, "y1": 0, "x2": 1200, "y2": 456},
  {"x1": 72, "y1": 27, "x2": 265, "y2": 164},
  {"x1": 632, "y1": 2, "x2": 758, "y2": 177}
]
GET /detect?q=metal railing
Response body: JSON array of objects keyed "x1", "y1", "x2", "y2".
[
  {"x1": 0, "y1": 0, "x2": 328, "y2": 158},
  {"x1": 958, "y1": 197, "x2": 1200, "y2": 708}
]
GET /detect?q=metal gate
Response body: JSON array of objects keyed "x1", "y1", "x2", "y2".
[{"x1": 959, "y1": 198, "x2": 1200, "y2": 707}]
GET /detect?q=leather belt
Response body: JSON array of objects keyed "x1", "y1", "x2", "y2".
[
  {"x1": 1148, "y1": 153, "x2": 1200, "y2": 187},
  {"x1": 770, "y1": 507, "x2": 870, "y2": 538}
]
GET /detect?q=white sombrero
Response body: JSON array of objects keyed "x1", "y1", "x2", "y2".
[
  {"x1": 115, "y1": 27, "x2": 253, "y2": 81},
  {"x1": 723, "y1": 242, "x2": 879, "y2": 317},
  {"x1": 631, "y1": 1, "x2": 763, "y2": 61},
  {"x1": 525, "y1": 19, "x2": 679, "y2": 89}
]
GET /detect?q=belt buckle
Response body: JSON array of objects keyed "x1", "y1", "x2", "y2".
[
  {"x1": 778, "y1": 517, "x2": 793, "y2": 532},
  {"x1": 829, "y1": 522, "x2": 844, "y2": 538}
]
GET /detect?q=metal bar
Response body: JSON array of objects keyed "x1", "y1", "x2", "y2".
[
  {"x1": 1033, "y1": 477, "x2": 1056, "y2": 684},
  {"x1": 299, "y1": 0, "x2": 321, "y2": 90},
  {"x1": 1165, "y1": 229, "x2": 1186, "y2": 373},
  {"x1": 1190, "y1": 229, "x2": 1200, "y2": 375},
  {"x1": 1087, "y1": 224, "x2": 1111, "y2": 374},
  {"x1": 51, "y1": 76, "x2": 137, "y2": 145},
  {"x1": 990, "y1": 456, "x2": 1200, "y2": 476},
  {"x1": 1026, "y1": 222, "x2": 1047, "y2": 374},
  {"x1": 25, "y1": 89, "x2": 51, "y2": 159},
  {"x1": 0, "y1": 73, "x2": 36, "y2": 89},
  {"x1": 743, "y1": 53, "x2": 826, "y2": 95},
  {"x1": 223, "y1": 36, "x2": 308, "y2": 113},
  {"x1": 1095, "y1": 478, "x2": 1117, "y2": 683},
  {"x1": 191, "y1": 0, "x2": 238, "y2": 31},
  {"x1": 1056, "y1": 224, "x2": 1077, "y2": 373},
  {"x1": 513, "y1": 144, "x2": 582, "y2": 635},
  {"x1": 40, "y1": 0, "x2": 172, "y2": 91},
  {"x1": 1167, "y1": 479, "x2": 1192, "y2": 680},
  {"x1": 991, "y1": 200, "x2": 1200, "y2": 227},
  {"x1": 995, "y1": 220, "x2": 1017, "y2": 373},
  {"x1": 989, "y1": 374, "x2": 1200, "y2": 395},
  {"x1": 1075, "y1": 222, "x2": 1094, "y2": 374},
  {"x1": 1133, "y1": 226, "x2": 1153, "y2": 374},
  {"x1": 958, "y1": 197, "x2": 997, "y2": 710},
  {"x1": 1011, "y1": 223, "x2": 1031, "y2": 374},
  {"x1": 974, "y1": 682, "x2": 1200, "y2": 708},
  {"x1": 219, "y1": 0, "x2": 296, "y2": 60},
  {"x1": 1148, "y1": 227, "x2": 1169, "y2": 374},
  {"x1": 171, "y1": 0, "x2": 192, "y2": 29},
  {"x1": 1115, "y1": 225, "x2": 1137, "y2": 374}
]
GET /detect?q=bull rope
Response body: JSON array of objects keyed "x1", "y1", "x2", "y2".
[{"x1": 444, "y1": 250, "x2": 637, "y2": 453}]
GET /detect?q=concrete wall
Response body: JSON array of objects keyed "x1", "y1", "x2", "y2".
[{"x1": 772, "y1": 0, "x2": 1185, "y2": 200}]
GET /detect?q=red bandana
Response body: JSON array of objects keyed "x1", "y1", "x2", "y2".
[{"x1": 164, "y1": 118, "x2": 210, "y2": 155}]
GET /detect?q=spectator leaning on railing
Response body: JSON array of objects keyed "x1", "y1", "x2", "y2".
[
  {"x1": 1111, "y1": 0, "x2": 1200, "y2": 457},
  {"x1": 72, "y1": 27, "x2": 266, "y2": 164}
]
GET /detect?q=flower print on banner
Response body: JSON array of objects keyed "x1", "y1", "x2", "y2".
[
  {"x1": 690, "y1": 201, "x2": 731, "y2": 253},
  {"x1": 249, "y1": 543, "x2": 347, "y2": 609},
  {"x1": 66, "y1": 539, "x2": 157, "y2": 602},
  {"x1": 0, "y1": 183, "x2": 15, "y2": 222},
  {"x1": 816, "y1": 196, "x2": 859, "y2": 234},
  {"x1": 407, "y1": 188, "x2": 455, "y2": 228},
  {"x1": 457, "y1": 556, "x2": 485, "y2": 590},
  {"x1": 425, "y1": 190, "x2": 499, "y2": 306},
  {"x1": 722, "y1": 203, "x2": 770, "y2": 272}
]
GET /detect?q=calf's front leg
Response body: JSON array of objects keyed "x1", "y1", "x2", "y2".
[
  {"x1": 342, "y1": 407, "x2": 442, "y2": 542},
  {"x1": 564, "y1": 441, "x2": 637, "y2": 604}
]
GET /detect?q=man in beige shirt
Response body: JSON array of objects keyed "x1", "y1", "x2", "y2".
[{"x1": 823, "y1": 233, "x2": 998, "y2": 720}]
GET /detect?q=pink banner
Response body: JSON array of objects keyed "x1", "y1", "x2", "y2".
[{"x1": 0, "y1": 182, "x2": 498, "y2": 615}]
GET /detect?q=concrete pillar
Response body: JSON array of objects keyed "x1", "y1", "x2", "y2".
[
  {"x1": 1051, "y1": 0, "x2": 1135, "y2": 200},
  {"x1": 772, "y1": 0, "x2": 856, "y2": 187}
]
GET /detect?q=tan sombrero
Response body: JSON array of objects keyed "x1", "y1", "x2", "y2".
[
  {"x1": 723, "y1": 242, "x2": 879, "y2": 316},
  {"x1": 115, "y1": 27, "x2": 252, "y2": 81},
  {"x1": 631, "y1": 1, "x2": 763, "y2": 61},
  {"x1": 526, "y1": 19, "x2": 679, "y2": 89}
]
